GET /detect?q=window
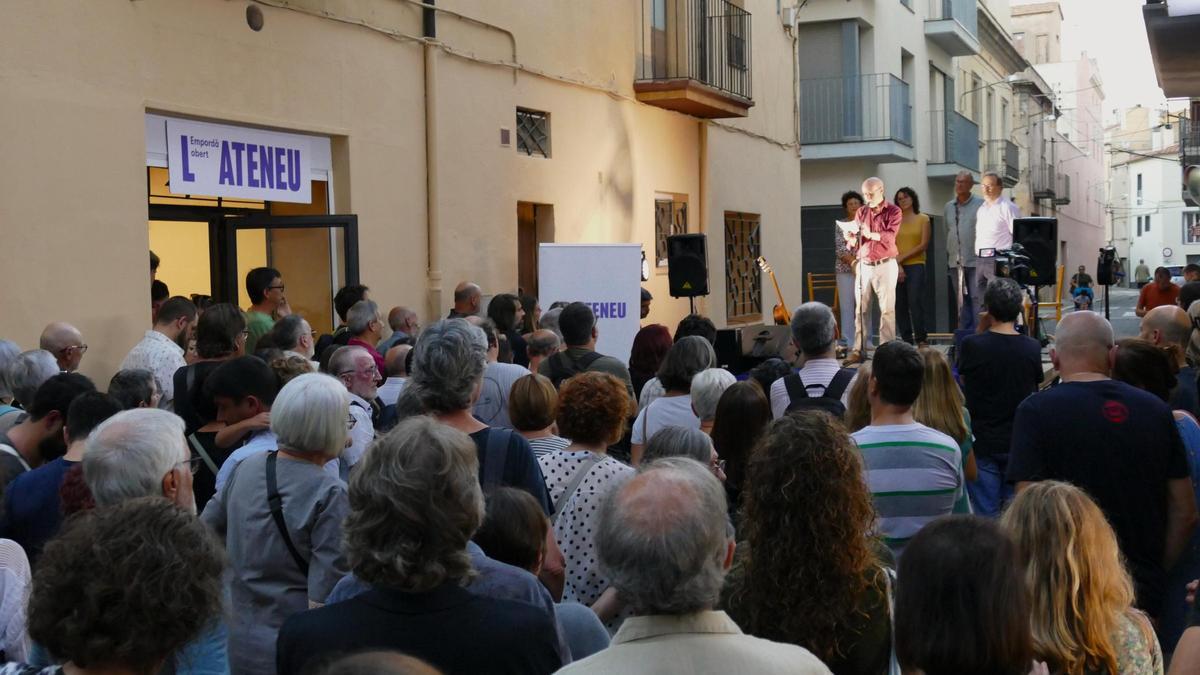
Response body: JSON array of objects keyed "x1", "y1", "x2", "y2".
[
  {"x1": 1146, "y1": 215, "x2": 1152, "y2": 233},
  {"x1": 1137, "y1": 216, "x2": 1143, "y2": 237},
  {"x1": 654, "y1": 195, "x2": 688, "y2": 267},
  {"x1": 971, "y1": 74, "x2": 982, "y2": 123},
  {"x1": 1001, "y1": 99, "x2": 1010, "y2": 138},
  {"x1": 724, "y1": 212, "x2": 762, "y2": 322},
  {"x1": 515, "y1": 108, "x2": 550, "y2": 158},
  {"x1": 1184, "y1": 212, "x2": 1200, "y2": 244},
  {"x1": 1136, "y1": 173, "x2": 1143, "y2": 205}
]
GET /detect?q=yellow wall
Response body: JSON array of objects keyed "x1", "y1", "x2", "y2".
[
  {"x1": 0, "y1": 0, "x2": 801, "y2": 385},
  {"x1": 149, "y1": 220, "x2": 211, "y2": 298}
]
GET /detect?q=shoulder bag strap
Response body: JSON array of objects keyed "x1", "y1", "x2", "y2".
[
  {"x1": 481, "y1": 428, "x2": 511, "y2": 490},
  {"x1": 187, "y1": 434, "x2": 219, "y2": 476},
  {"x1": 552, "y1": 454, "x2": 605, "y2": 526},
  {"x1": 266, "y1": 451, "x2": 310, "y2": 575}
]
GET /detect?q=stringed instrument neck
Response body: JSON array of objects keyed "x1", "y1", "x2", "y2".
[{"x1": 756, "y1": 256, "x2": 791, "y2": 326}]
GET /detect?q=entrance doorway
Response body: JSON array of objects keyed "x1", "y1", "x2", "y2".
[
  {"x1": 517, "y1": 202, "x2": 554, "y2": 297},
  {"x1": 147, "y1": 167, "x2": 357, "y2": 333}
]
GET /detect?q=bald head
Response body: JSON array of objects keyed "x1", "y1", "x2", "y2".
[
  {"x1": 526, "y1": 329, "x2": 561, "y2": 358},
  {"x1": 385, "y1": 344, "x2": 412, "y2": 378},
  {"x1": 861, "y1": 177, "x2": 884, "y2": 207},
  {"x1": 453, "y1": 282, "x2": 482, "y2": 314},
  {"x1": 1052, "y1": 311, "x2": 1114, "y2": 375},
  {"x1": 387, "y1": 306, "x2": 417, "y2": 332},
  {"x1": 39, "y1": 322, "x2": 85, "y2": 372},
  {"x1": 1141, "y1": 305, "x2": 1192, "y2": 350}
]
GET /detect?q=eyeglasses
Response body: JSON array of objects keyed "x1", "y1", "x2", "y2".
[
  {"x1": 178, "y1": 456, "x2": 204, "y2": 475},
  {"x1": 710, "y1": 458, "x2": 727, "y2": 474},
  {"x1": 338, "y1": 365, "x2": 379, "y2": 378},
  {"x1": 268, "y1": 284, "x2": 286, "y2": 292},
  {"x1": 60, "y1": 344, "x2": 88, "y2": 355}
]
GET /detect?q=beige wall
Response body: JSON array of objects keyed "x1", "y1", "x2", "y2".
[{"x1": 0, "y1": 0, "x2": 801, "y2": 384}]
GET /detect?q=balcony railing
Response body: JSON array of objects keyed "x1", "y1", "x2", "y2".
[
  {"x1": 1054, "y1": 173, "x2": 1071, "y2": 205},
  {"x1": 799, "y1": 73, "x2": 912, "y2": 147},
  {"x1": 636, "y1": 0, "x2": 753, "y2": 104},
  {"x1": 1032, "y1": 163, "x2": 1057, "y2": 200},
  {"x1": 1183, "y1": 120, "x2": 1200, "y2": 170},
  {"x1": 928, "y1": 110, "x2": 979, "y2": 170},
  {"x1": 985, "y1": 139, "x2": 1020, "y2": 186},
  {"x1": 925, "y1": 0, "x2": 979, "y2": 56}
]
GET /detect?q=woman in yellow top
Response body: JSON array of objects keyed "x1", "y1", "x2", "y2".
[{"x1": 894, "y1": 187, "x2": 930, "y2": 345}]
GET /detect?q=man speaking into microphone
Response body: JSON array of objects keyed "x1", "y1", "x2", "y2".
[{"x1": 846, "y1": 176, "x2": 902, "y2": 364}]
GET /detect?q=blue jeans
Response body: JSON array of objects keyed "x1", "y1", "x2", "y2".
[
  {"x1": 968, "y1": 455, "x2": 1012, "y2": 517},
  {"x1": 952, "y1": 266, "x2": 977, "y2": 331}
]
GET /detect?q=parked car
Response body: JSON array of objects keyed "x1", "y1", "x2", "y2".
[{"x1": 1169, "y1": 265, "x2": 1185, "y2": 285}]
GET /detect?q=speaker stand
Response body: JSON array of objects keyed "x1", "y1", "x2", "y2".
[
  {"x1": 1025, "y1": 285, "x2": 1049, "y2": 348},
  {"x1": 1103, "y1": 283, "x2": 1111, "y2": 320},
  {"x1": 689, "y1": 297, "x2": 696, "y2": 316}
]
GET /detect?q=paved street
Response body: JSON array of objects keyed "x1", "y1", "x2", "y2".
[{"x1": 1036, "y1": 285, "x2": 1143, "y2": 341}]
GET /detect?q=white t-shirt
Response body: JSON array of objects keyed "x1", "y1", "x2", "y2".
[
  {"x1": 631, "y1": 395, "x2": 700, "y2": 444},
  {"x1": 769, "y1": 358, "x2": 857, "y2": 419},
  {"x1": 974, "y1": 197, "x2": 1020, "y2": 256}
]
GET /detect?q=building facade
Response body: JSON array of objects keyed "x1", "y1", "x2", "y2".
[{"x1": 0, "y1": 0, "x2": 803, "y2": 383}]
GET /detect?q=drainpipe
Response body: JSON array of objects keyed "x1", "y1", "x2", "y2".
[{"x1": 423, "y1": 2, "x2": 442, "y2": 322}]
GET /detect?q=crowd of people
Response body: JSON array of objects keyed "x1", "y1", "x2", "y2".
[{"x1": 4, "y1": 227, "x2": 1200, "y2": 675}]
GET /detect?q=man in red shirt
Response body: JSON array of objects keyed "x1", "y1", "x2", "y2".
[
  {"x1": 1136, "y1": 267, "x2": 1181, "y2": 318},
  {"x1": 845, "y1": 176, "x2": 902, "y2": 364}
]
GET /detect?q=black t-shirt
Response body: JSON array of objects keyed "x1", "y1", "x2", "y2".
[
  {"x1": 469, "y1": 428, "x2": 552, "y2": 515},
  {"x1": 1007, "y1": 380, "x2": 1190, "y2": 617},
  {"x1": 957, "y1": 331, "x2": 1043, "y2": 460},
  {"x1": 172, "y1": 361, "x2": 225, "y2": 435}
]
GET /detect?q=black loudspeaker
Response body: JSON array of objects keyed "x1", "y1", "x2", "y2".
[
  {"x1": 1013, "y1": 217, "x2": 1057, "y2": 286},
  {"x1": 667, "y1": 233, "x2": 709, "y2": 297}
]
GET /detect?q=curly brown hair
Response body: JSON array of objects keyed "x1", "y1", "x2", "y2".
[
  {"x1": 725, "y1": 412, "x2": 880, "y2": 663},
  {"x1": 556, "y1": 371, "x2": 633, "y2": 445},
  {"x1": 29, "y1": 497, "x2": 225, "y2": 672}
]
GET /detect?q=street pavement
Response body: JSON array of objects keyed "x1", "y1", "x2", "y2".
[{"x1": 1036, "y1": 285, "x2": 1142, "y2": 340}]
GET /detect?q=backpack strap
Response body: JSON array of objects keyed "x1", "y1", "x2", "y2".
[
  {"x1": 577, "y1": 351, "x2": 604, "y2": 370},
  {"x1": 783, "y1": 373, "x2": 810, "y2": 402},
  {"x1": 547, "y1": 352, "x2": 572, "y2": 386},
  {"x1": 552, "y1": 453, "x2": 605, "y2": 526},
  {"x1": 266, "y1": 451, "x2": 310, "y2": 575},
  {"x1": 482, "y1": 428, "x2": 512, "y2": 490},
  {"x1": 824, "y1": 368, "x2": 856, "y2": 402},
  {"x1": 187, "y1": 434, "x2": 219, "y2": 476}
]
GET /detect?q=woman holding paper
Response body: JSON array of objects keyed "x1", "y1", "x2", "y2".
[
  {"x1": 894, "y1": 187, "x2": 931, "y2": 346},
  {"x1": 835, "y1": 190, "x2": 864, "y2": 350}
]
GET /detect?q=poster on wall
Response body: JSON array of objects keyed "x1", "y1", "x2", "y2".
[
  {"x1": 539, "y1": 244, "x2": 641, "y2": 365},
  {"x1": 166, "y1": 118, "x2": 312, "y2": 204}
]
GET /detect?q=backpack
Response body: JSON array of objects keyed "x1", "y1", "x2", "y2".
[
  {"x1": 783, "y1": 368, "x2": 856, "y2": 418},
  {"x1": 546, "y1": 351, "x2": 604, "y2": 388}
]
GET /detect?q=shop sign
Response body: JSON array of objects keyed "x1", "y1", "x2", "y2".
[{"x1": 167, "y1": 119, "x2": 312, "y2": 203}]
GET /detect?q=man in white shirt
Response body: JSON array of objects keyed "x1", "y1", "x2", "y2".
[
  {"x1": 120, "y1": 297, "x2": 197, "y2": 410},
  {"x1": 376, "y1": 344, "x2": 411, "y2": 408},
  {"x1": 770, "y1": 303, "x2": 857, "y2": 419},
  {"x1": 331, "y1": 345, "x2": 378, "y2": 479},
  {"x1": 973, "y1": 171, "x2": 1021, "y2": 302}
]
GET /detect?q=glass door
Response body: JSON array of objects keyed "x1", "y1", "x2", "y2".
[{"x1": 220, "y1": 215, "x2": 359, "y2": 335}]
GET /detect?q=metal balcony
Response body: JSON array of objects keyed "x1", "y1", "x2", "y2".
[
  {"x1": 635, "y1": 0, "x2": 754, "y2": 119},
  {"x1": 928, "y1": 110, "x2": 979, "y2": 181},
  {"x1": 1032, "y1": 163, "x2": 1057, "y2": 200},
  {"x1": 926, "y1": 0, "x2": 980, "y2": 56},
  {"x1": 984, "y1": 139, "x2": 1020, "y2": 187},
  {"x1": 1053, "y1": 172, "x2": 1071, "y2": 206},
  {"x1": 799, "y1": 73, "x2": 914, "y2": 163}
]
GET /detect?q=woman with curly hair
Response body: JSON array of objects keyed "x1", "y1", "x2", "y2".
[
  {"x1": 538, "y1": 371, "x2": 636, "y2": 622},
  {"x1": 722, "y1": 411, "x2": 892, "y2": 674},
  {"x1": 9, "y1": 497, "x2": 224, "y2": 675},
  {"x1": 1002, "y1": 481, "x2": 1162, "y2": 675}
]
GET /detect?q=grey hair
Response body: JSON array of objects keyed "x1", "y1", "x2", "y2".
[
  {"x1": 598, "y1": 457, "x2": 730, "y2": 615},
  {"x1": 689, "y1": 368, "x2": 737, "y2": 421},
  {"x1": 657, "y1": 336, "x2": 717, "y2": 392},
  {"x1": 981, "y1": 171, "x2": 1002, "y2": 186},
  {"x1": 268, "y1": 315, "x2": 308, "y2": 351},
  {"x1": 983, "y1": 277, "x2": 1025, "y2": 323},
  {"x1": 7, "y1": 350, "x2": 59, "y2": 406},
  {"x1": 642, "y1": 426, "x2": 714, "y2": 465},
  {"x1": 329, "y1": 345, "x2": 369, "y2": 378},
  {"x1": 408, "y1": 319, "x2": 487, "y2": 413},
  {"x1": 271, "y1": 373, "x2": 349, "y2": 456},
  {"x1": 862, "y1": 176, "x2": 883, "y2": 191},
  {"x1": 84, "y1": 409, "x2": 188, "y2": 507},
  {"x1": 347, "y1": 300, "x2": 380, "y2": 335},
  {"x1": 526, "y1": 330, "x2": 561, "y2": 358},
  {"x1": 344, "y1": 416, "x2": 483, "y2": 591},
  {"x1": 955, "y1": 170, "x2": 975, "y2": 183},
  {"x1": 0, "y1": 340, "x2": 22, "y2": 400},
  {"x1": 791, "y1": 302, "x2": 837, "y2": 356},
  {"x1": 540, "y1": 308, "x2": 563, "y2": 338}
]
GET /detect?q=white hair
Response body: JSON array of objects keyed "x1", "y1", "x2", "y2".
[
  {"x1": 690, "y1": 368, "x2": 737, "y2": 421},
  {"x1": 84, "y1": 409, "x2": 187, "y2": 507},
  {"x1": 6, "y1": 349, "x2": 57, "y2": 405},
  {"x1": 271, "y1": 373, "x2": 350, "y2": 457}
]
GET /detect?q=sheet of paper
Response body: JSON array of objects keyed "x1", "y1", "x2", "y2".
[{"x1": 836, "y1": 219, "x2": 859, "y2": 236}]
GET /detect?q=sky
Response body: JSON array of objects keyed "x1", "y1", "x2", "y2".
[{"x1": 1012, "y1": 0, "x2": 1171, "y2": 123}]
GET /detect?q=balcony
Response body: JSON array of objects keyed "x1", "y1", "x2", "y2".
[
  {"x1": 927, "y1": 110, "x2": 979, "y2": 181},
  {"x1": 1032, "y1": 163, "x2": 1057, "y2": 200},
  {"x1": 925, "y1": 0, "x2": 980, "y2": 57},
  {"x1": 984, "y1": 139, "x2": 1020, "y2": 187},
  {"x1": 799, "y1": 73, "x2": 914, "y2": 163},
  {"x1": 635, "y1": 0, "x2": 754, "y2": 119},
  {"x1": 1183, "y1": 119, "x2": 1200, "y2": 205},
  {"x1": 1053, "y1": 172, "x2": 1071, "y2": 206}
]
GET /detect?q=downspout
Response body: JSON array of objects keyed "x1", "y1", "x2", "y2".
[{"x1": 423, "y1": 1, "x2": 442, "y2": 322}]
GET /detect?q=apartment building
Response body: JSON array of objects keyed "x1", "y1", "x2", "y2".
[
  {"x1": 0, "y1": 0, "x2": 803, "y2": 383},
  {"x1": 795, "y1": 0, "x2": 981, "y2": 332}
]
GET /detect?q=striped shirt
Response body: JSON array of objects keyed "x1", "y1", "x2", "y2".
[
  {"x1": 769, "y1": 358, "x2": 857, "y2": 419},
  {"x1": 527, "y1": 434, "x2": 571, "y2": 459},
  {"x1": 852, "y1": 423, "x2": 966, "y2": 558}
]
